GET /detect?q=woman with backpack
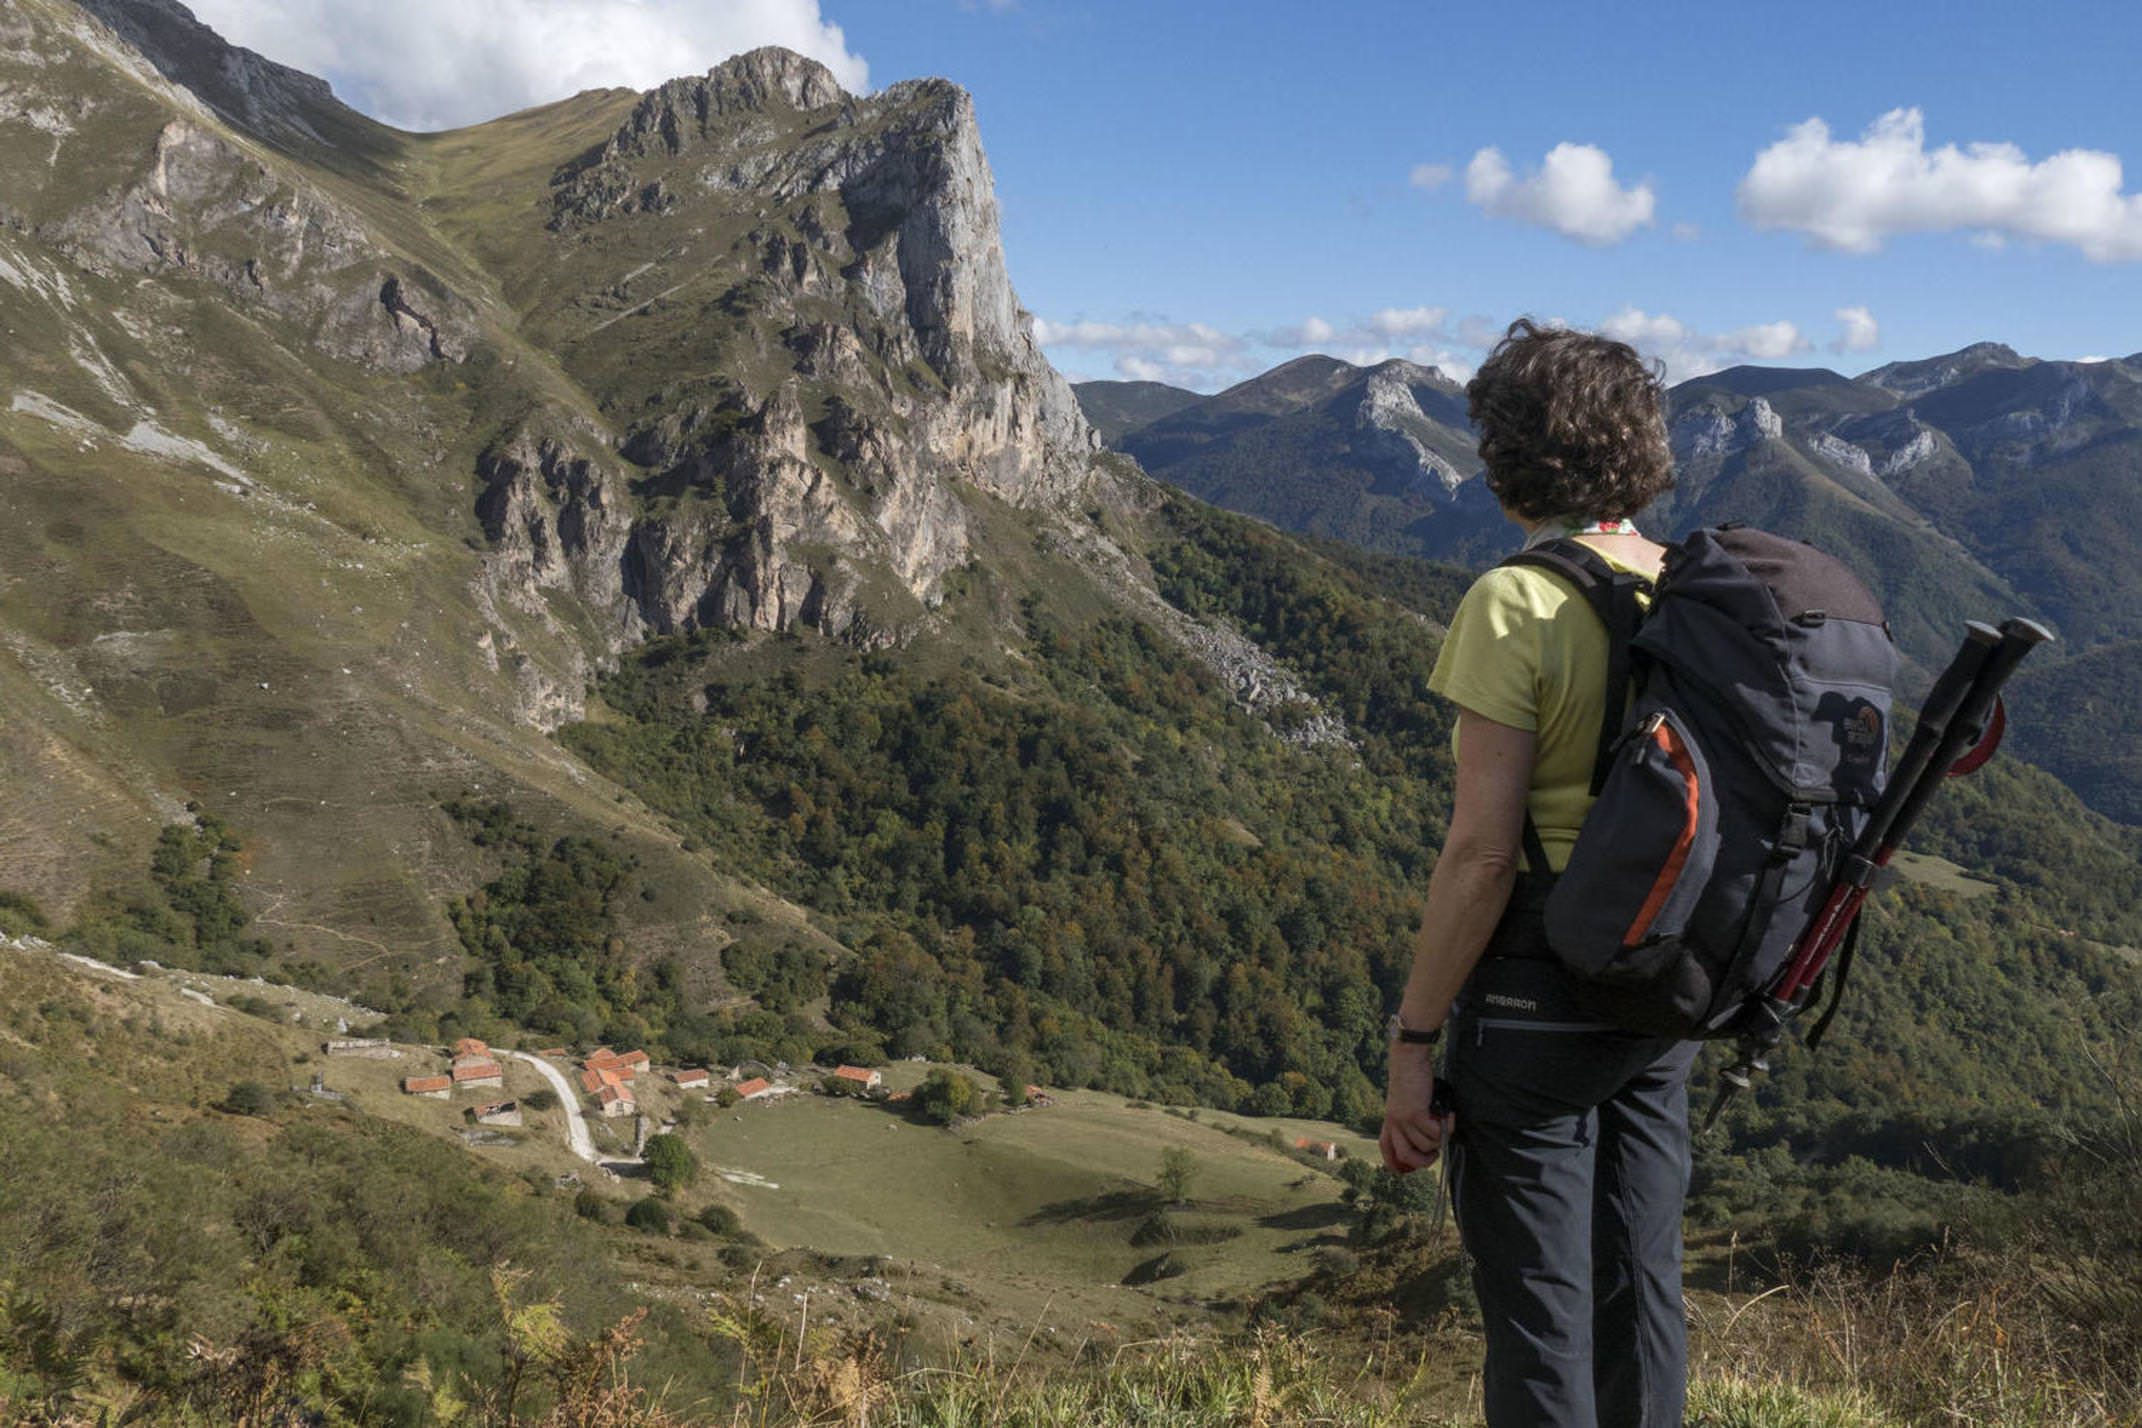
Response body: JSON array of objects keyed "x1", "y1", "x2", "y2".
[{"x1": 1379, "y1": 318, "x2": 1696, "y2": 1428}]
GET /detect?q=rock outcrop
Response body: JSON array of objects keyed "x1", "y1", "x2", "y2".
[{"x1": 501, "y1": 47, "x2": 1100, "y2": 652}]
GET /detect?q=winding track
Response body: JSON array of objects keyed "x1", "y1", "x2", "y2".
[{"x1": 504, "y1": 1050, "x2": 596, "y2": 1163}]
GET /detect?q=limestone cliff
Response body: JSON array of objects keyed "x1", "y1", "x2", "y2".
[{"x1": 480, "y1": 48, "x2": 1102, "y2": 654}]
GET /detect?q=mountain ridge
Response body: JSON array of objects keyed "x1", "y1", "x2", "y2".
[{"x1": 1082, "y1": 346, "x2": 2142, "y2": 818}]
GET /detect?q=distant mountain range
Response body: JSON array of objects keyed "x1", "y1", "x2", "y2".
[{"x1": 1081, "y1": 347, "x2": 2142, "y2": 821}]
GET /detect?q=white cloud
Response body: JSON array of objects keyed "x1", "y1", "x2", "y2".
[
  {"x1": 1464, "y1": 143, "x2": 1656, "y2": 245},
  {"x1": 1832, "y1": 305, "x2": 1880, "y2": 354},
  {"x1": 1738, "y1": 107, "x2": 2142, "y2": 261},
  {"x1": 1597, "y1": 306, "x2": 1810, "y2": 383},
  {"x1": 1367, "y1": 306, "x2": 1449, "y2": 339},
  {"x1": 1409, "y1": 162, "x2": 1455, "y2": 191},
  {"x1": 1033, "y1": 316, "x2": 1251, "y2": 389},
  {"x1": 185, "y1": 0, "x2": 869, "y2": 131}
]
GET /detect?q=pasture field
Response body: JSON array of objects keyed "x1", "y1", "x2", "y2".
[{"x1": 683, "y1": 1081, "x2": 1371, "y2": 1331}]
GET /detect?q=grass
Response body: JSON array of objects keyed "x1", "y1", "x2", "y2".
[{"x1": 682, "y1": 1081, "x2": 1371, "y2": 1335}]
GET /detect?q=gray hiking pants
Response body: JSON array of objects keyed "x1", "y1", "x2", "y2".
[{"x1": 1444, "y1": 886, "x2": 1700, "y2": 1428}]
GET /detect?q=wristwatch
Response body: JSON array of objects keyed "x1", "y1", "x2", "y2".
[{"x1": 1387, "y1": 1013, "x2": 1442, "y2": 1047}]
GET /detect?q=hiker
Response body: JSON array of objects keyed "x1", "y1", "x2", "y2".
[{"x1": 1381, "y1": 319, "x2": 1696, "y2": 1428}]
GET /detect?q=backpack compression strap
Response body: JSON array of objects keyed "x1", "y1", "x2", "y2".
[{"x1": 1495, "y1": 541, "x2": 1653, "y2": 874}]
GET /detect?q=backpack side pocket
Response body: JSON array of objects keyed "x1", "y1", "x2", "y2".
[{"x1": 1545, "y1": 708, "x2": 1720, "y2": 982}]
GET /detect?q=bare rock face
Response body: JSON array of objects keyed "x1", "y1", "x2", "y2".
[
  {"x1": 517, "y1": 47, "x2": 1101, "y2": 650},
  {"x1": 16, "y1": 0, "x2": 477, "y2": 377},
  {"x1": 47, "y1": 117, "x2": 471, "y2": 371},
  {"x1": 1356, "y1": 362, "x2": 1470, "y2": 496}
]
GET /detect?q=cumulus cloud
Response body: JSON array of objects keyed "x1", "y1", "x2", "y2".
[
  {"x1": 1465, "y1": 143, "x2": 1656, "y2": 245},
  {"x1": 1832, "y1": 305, "x2": 1880, "y2": 354},
  {"x1": 1409, "y1": 162, "x2": 1455, "y2": 191},
  {"x1": 1037, "y1": 308, "x2": 1483, "y2": 390},
  {"x1": 1597, "y1": 307, "x2": 1810, "y2": 383},
  {"x1": 186, "y1": 0, "x2": 869, "y2": 131},
  {"x1": 1738, "y1": 108, "x2": 2142, "y2": 261},
  {"x1": 1032, "y1": 317, "x2": 1250, "y2": 387},
  {"x1": 1045, "y1": 302, "x2": 1843, "y2": 392}
]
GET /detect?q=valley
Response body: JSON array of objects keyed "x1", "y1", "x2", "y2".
[{"x1": 1, "y1": 0, "x2": 2139, "y2": 1422}]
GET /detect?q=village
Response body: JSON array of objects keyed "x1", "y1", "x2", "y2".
[{"x1": 329, "y1": 1030, "x2": 1067, "y2": 1177}]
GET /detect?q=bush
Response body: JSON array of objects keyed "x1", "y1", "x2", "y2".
[
  {"x1": 1158, "y1": 1146, "x2": 1198, "y2": 1204},
  {"x1": 219, "y1": 1081, "x2": 277, "y2": 1117},
  {"x1": 624, "y1": 1197, "x2": 674, "y2": 1235},
  {"x1": 523, "y1": 1088, "x2": 560, "y2": 1112},
  {"x1": 696, "y1": 1204, "x2": 742, "y2": 1237},
  {"x1": 1122, "y1": 1251, "x2": 1187, "y2": 1286},
  {"x1": 0, "y1": 890, "x2": 49, "y2": 937},
  {"x1": 911, "y1": 1069, "x2": 978, "y2": 1126},
  {"x1": 643, "y1": 1133, "x2": 698, "y2": 1196},
  {"x1": 574, "y1": 1188, "x2": 610, "y2": 1222}
]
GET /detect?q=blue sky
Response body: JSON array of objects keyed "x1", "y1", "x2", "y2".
[{"x1": 190, "y1": 0, "x2": 2142, "y2": 391}]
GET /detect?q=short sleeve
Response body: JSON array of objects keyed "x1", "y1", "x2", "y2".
[{"x1": 1427, "y1": 566, "x2": 1549, "y2": 731}]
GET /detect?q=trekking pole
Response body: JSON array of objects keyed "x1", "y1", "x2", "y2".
[{"x1": 1701, "y1": 617, "x2": 2054, "y2": 1132}]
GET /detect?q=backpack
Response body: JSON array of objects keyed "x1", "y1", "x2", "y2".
[{"x1": 1500, "y1": 525, "x2": 1898, "y2": 1040}]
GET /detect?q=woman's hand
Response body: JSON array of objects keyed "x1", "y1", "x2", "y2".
[{"x1": 1380, "y1": 1043, "x2": 1450, "y2": 1174}]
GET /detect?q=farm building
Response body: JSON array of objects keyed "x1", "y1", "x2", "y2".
[
  {"x1": 469, "y1": 1100, "x2": 522, "y2": 1128},
  {"x1": 583, "y1": 1047, "x2": 649, "y2": 1081},
  {"x1": 452, "y1": 1059, "x2": 504, "y2": 1090},
  {"x1": 733, "y1": 1077, "x2": 773, "y2": 1101},
  {"x1": 670, "y1": 1067, "x2": 711, "y2": 1089},
  {"x1": 452, "y1": 1037, "x2": 489, "y2": 1059},
  {"x1": 402, "y1": 1075, "x2": 451, "y2": 1099},
  {"x1": 582, "y1": 1066, "x2": 636, "y2": 1117},
  {"x1": 323, "y1": 1038, "x2": 400, "y2": 1060},
  {"x1": 832, "y1": 1065, "x2": 882, "y2": 1090}
]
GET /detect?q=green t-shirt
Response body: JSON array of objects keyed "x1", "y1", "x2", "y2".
[{"x1": 1426, "y1": 546, "x2": 1653, "y2": 872}]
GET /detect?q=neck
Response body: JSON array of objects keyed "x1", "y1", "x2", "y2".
[{"x1": 1521, "y1": 513, "x2": 1638, "y2": 550}]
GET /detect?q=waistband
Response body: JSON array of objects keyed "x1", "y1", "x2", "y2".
[{"x1": 1481, "y1": 872, "x2": 1558, "y2": 963}]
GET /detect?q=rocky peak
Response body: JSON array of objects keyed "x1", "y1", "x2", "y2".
[
  {"x1": 499, "y1": 49, "x2": 1101, "y2": 654},
  {"x1": 1670, "y1": 395, "x2": 1783, "y2": 464},
  {"x1": 73, "y1": 0, "x2": 385, "y2": 165},
  {"x1": 605, "y1": 48, "x2": 849, "y2": 161},
  {"x1": 1862, "y1": 341, "x2": 2030, "y2": 401}
]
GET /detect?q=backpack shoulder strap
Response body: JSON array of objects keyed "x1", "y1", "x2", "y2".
[{"x1": 1497, "y1": 539, "x2": 1653, "y2": 794}]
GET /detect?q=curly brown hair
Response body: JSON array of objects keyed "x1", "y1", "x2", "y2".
[{"x1": 1465, "y1": 319, "x2": 1674, "y2": 523}]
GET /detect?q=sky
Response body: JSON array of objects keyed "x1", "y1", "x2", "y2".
[{"x1": 186, "y1": 0, "x2": 2142, "y2": 391}]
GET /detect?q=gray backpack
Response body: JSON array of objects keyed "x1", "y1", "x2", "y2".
[{"x1": 1503, "y1": 526, "x2": 1897, "y2": 1039}]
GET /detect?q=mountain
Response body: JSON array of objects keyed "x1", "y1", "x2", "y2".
[
  {"x1": 0, "y1": 0, "x2": 1415, "y2": 1098},
  {"x1": 1093, "y1": 349, "x2": 2142, "y2": 820},
  {"x1": 3, "y1": 4, "x2": 2141, "y2": 1418},
  {"x1": 1073, "y1": 377, "x2": 1201, "y2": 442},
  {"x1": 0, "y1": 0, "x2": 1127, "y2": 997},
  {"x1": 1095, "y1": 356, "x2": 1513, "y2": 566}
]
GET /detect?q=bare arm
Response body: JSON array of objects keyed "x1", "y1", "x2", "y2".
[{"x1": 1381, "y1": 706, "x2": 1538, "y2": 1173}]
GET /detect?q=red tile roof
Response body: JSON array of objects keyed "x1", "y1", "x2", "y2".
[
  {"x1": 671, "y1": 1068, "x2": 710, "y2": 1086},
  {"x1": 832, "y1": 1065, "x2": 879, "y2": 1083},
  {"x1": 733, "y1": 1077, "x2": 771, "y2": 1098},
  {"x1": 472, "y1": 1099, "x2": 516, "y2": 1118},
  {"x1": 595, "y1": 1082, "x2": 632, "y2": 1107},
  {"x1": 402, "y1": 1075, "x2": 451, "y2": 1094},
  {"x1": 452, "y1": 1060, "x2": 503, "y2": 1082},
  {"x1": 452, "y1": 1037, "x2": 489, "y2": 1057}
]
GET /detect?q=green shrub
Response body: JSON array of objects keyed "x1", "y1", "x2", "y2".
[
  {"x1": 642, "y1": 1133, "x2": 698, "y2": 1196},
  {"x1": 219, "y1": 1081, "x2": 277, "y2": 1117},
  {"x1": 624, "y1": 1197, "x2": 673, "y2": 1235},
  {"x1": 911, "y1": 1068, "x2": 977, "y2": 1126},
  {"x1": 0, "y1": 890, "x2": 49, "y2": 937}
]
